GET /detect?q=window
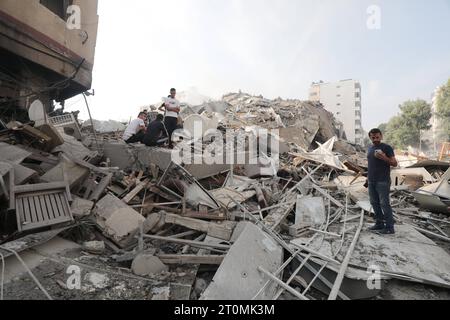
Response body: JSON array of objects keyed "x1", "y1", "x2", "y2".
[
  {"x1": 355, "y1": 111, "x2": 361, "y2": 117},
  {"x1": 337, "y1": 94, "x2": 341, "y2": 97},
  {"x1": 40, "y1": 0, "x2": 73, "y2": 20},
  {"x1": 337, "y1": 103, "x2": 341, "y2": 106},
  {"x1": 355, "y1": 120, "x2": 361, "y2": 126},
  {"x1": 355, "y1": 92, "x2": 361, "y2": 98}
]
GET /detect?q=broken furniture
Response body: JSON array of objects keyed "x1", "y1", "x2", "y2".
[{"x1": 9, "y1": 170, "x2": 74, "y2": 232}]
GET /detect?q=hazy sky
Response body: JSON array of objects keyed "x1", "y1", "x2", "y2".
[{"x1": 65, "y1": 0, "x2": 450, "y2": 130}]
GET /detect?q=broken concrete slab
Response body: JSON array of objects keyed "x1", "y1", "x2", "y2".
[
  {"x1": 82, "y1": 241, "x2": 105, "y2": 254},
  {"x1": 53, "y1": 132, "x2": 98, "y2": 161},
  {"x1": 295, "y1": 196, "x2": 326, "y2": 227},
  {"x1": 70, "y1": 197, "x2": 94, "y2": 217},
  {"x1": 201, "y1": 223, "x2": 283, "y2": 300},
  {"x1": 163, "y1": 212, "x2": 236, "y2": 241},
  {"x1": 299, "y1": 224, "x2": 450, "y2": 289},
  {"x1": 41, "y1": 157, "x2": 89, "y2": 189},
  {"x1": 131, "y1": 254, "x2": 169, "y2": 276},
  {"x1": 1, "y1": 161, "x2": 38, "y2": 187},
  {"x1": 94, "y1": 194, "x2": 130, "y2": 226},
  {"x1": 103, "y1": 208, "x2": 145, "y2": 247},
  {"x1": 103, "y1": 142, "x2": 137, "y2": 170},
  {"x1": 0, "y1": 142, "x2": 33, "y2": 164}
]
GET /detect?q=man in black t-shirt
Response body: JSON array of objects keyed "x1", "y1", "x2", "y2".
[
  {"x1": 143, "y1": 114, "x2": 167, "y2": 147},
  {"x1": 367, "y1": 128, "x2": 398, "y2": 235}
]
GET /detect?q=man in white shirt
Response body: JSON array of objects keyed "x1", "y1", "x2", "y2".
[
  {"x1": 159, "y1": 88, "x2": 181, "y2": 148},
  {"x1": 123, "y1": 112, "x2": 147, "y2": 144}
]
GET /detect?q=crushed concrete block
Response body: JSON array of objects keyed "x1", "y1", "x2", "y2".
[
  {"x1": 94, "y1": 194, "x2": 145, "y2": 247},
  {"x1": 102, "y1": 142, "x2": 136, "y2": 170},
  {"x1": 0, "y1": 143, "x2": 32, "y2": 164},
  {"x1": 131, "y1": 254, "x2": 169, "y2": 276},
  {"x1": 41, "y1": 157, "x2": 89, "y2": 189},
  {"x1": 71, "y1": 197, "x2": 94, "y2": 217},
  {"x1": 82, "y1": 241, "x2": 105, "y2": 254},
  {"x1": 53, "y1": 132, "x2": 96, "y2": 161},
  {"x1": 296, "y1": 196, "x2": 326, "y2": 227},
  {"x1": 104, "y1": 208, "x2": 145, "y2": 245},
  {"x1": 201, "y1": 223, "x2": 283, "y2": 300}
]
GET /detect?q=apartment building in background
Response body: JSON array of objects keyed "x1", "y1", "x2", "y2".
[{"x1": 309, "y1": 79, "x2": 363, "y2": 145}]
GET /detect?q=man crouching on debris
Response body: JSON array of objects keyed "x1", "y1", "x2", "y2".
[
  {"x1": 367, "y1": 128, "x2": 398, "y2": 235},
  {"x1": 143, "y1": 114, "x2": 167, "y2": 147},
  {"x1": 123, "y1": 112, "x2": 147, "y2": 144}
]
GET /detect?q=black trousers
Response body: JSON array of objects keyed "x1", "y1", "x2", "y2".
[
  {"x1": 164, "y1": 116, "x2": 178, "y2": 147},
  {"x1": 125, "y1": 131, "x2": 145, "y2": 144}
]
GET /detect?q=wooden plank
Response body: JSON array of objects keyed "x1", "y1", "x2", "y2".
[
  {"x1": 122, "y1": 179, "x2": 150, "y2": 204},
  {"x1": 28, "y1": 196, "x2": 38, "y2": 223},
  {"x1": 44, "y1": 194, "x2": 56, "y2": 219},
  {"x1": 9, "y1": 169, "x2": 15, "y2": 210},
  {"x1": 54, "y1": 193, "x2": 65, "y2": 218},
  {"x1": 49, "y1": 194, "x2": 59, "y2": 218},
  {"x1": 164, "y1": 213, "x2": 236, "y2": 241},
  {"x1": 39, "y1": 195, "x2": 51, "y2": 221},
  {"x1": 33, "y1": 196, "x2": 44, "y2": 222},
  {"x1": 16, "y1": 198, "x2": 25, "y2": 228},
  {"x1": 20, "y1": 216, "x2": 73, "y2": 231},
  {"x1": 142, "y1": 234, "x2": 231, "y2": 250},
  {"x1": 157, "y1": 254, "x2": 225, "y2": 265},
  {"x1": 22, "y1": 197, "x2": 31, "y2": 225},
  {"x1": 89, "y1": 173, "x2": 113, "y2": 202},
  {"x1": 14, "y1": 182, "x2": 68, "y2": 194},
  {"x1": 59, "y1": 193, "x2": 72, "y2": 218}
]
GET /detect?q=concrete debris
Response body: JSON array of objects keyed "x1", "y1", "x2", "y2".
[
  {"x1": 82, "y1": 119, "x2": 126, "y2": 133},
  {"x1": 201, "y1": 223, "x2": 283, "y2": 300},
  {"x1": 82, "y1": 241, "x2": 105, "y2": 254},
  {"x1": 131, "y1": 254, "x2": 169, "y2": 276},
  {"x1": 1, "y1": 91, "x2": 450, "y2": 301}
]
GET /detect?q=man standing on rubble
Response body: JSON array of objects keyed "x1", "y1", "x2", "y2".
[
  {"x1": 367, "y1": 128, "x2": 398, "y2": 235},
  {"x1": 159, "y1": 88, "x2": 181, "y2": 149},
  {"x1": 123, "y1": 112, "x2": 147, "y2": 144}
]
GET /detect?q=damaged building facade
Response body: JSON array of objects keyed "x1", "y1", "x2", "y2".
[{"x1": 0, "y1": 0, "x2": 98, "y2": 123}]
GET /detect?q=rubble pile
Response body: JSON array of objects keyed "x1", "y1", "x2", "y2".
[{"x1": 0, "y1": 94, "x2": 450, "y2": 301}]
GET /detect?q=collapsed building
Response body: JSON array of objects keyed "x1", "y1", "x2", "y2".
[
  {"x1": 0, "y1": 88, "x2": 449, "y2": 300},
  {"x1": 0, "y1": 0, "x2": 98, "y2": 123}
]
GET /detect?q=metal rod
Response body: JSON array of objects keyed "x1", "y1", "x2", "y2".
[
  {"x1": 228, "y1": 195, "x2": 350, "y2": 300},
  {"x1": 290, "y1": 243, "x2": 341, "y2": 265},
  {"x1": 412, "y1": 225, "x2": 450, "y2": 243},
  {"x1": 0, "y1": 247, "x2": 52, "y2": 300},
  {"x1": 142, "y1": 234, "x2": 230, "y2": 250},
  {"x1": 273, "y1": 254, "x2": 312, "y2": 300},
  {"x1": 82, "y1": 92, "x2": 100, "y2": 152},
  {"x1": 328, "y1": 209, "x2": 364, "y2": 300},
  {"x1": 258, "y1": 266, "x2": 309, "y2": 300}
]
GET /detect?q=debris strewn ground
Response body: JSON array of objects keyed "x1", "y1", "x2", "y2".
[{"x1": 1, "y1": 92, "x2": 450, "y2": 300}]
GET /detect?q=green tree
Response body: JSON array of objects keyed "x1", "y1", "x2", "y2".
[
  {"x1": 436, "y1": 78, "x2": 450, "y2": 141},
  {"x1": 380, "y1": 99, "x2": 432, "y2": 149}
]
